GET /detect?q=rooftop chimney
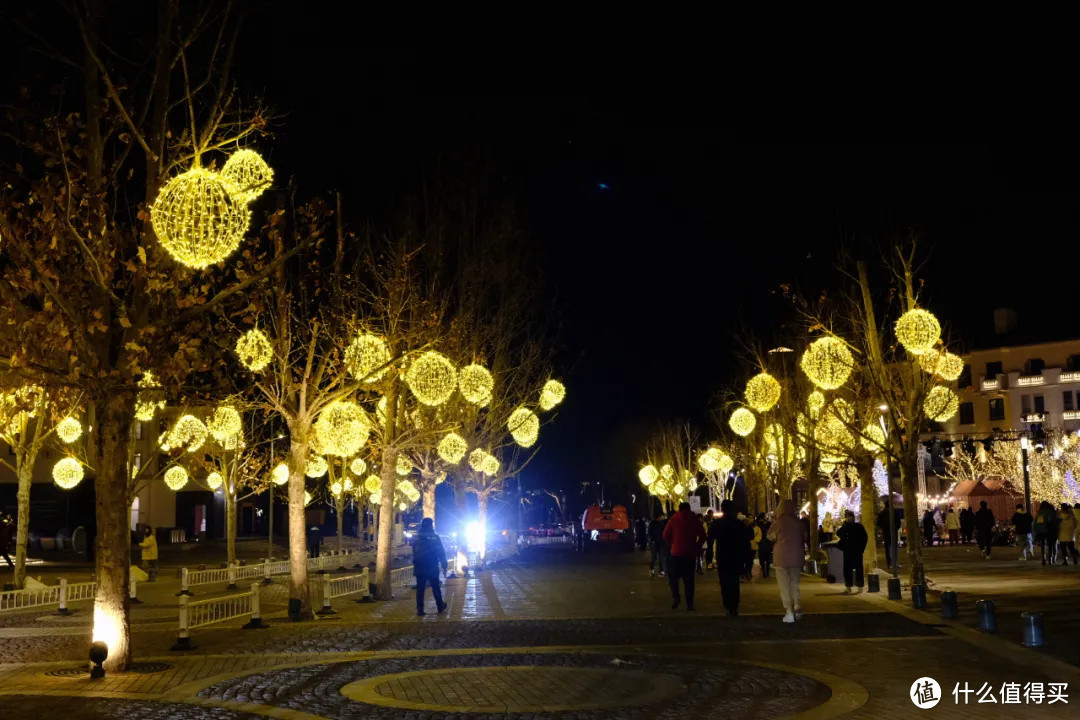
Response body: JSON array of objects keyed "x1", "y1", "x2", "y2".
[{"x1": 993, "y1": 308, "x2": 1017, "y2": 335}]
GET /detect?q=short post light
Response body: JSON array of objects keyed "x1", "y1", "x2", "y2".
[{"x1": 89, "y1": 640, "x2": 108, "y2": 679}]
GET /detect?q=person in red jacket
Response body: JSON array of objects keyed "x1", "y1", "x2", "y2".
[{"x1": 662, "y1": 501, "x2": 708, "y2": 610}]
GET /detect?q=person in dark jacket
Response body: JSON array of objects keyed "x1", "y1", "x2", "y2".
[
  {"x1": 634, "y1": 517, "x2": 648, "y2": 551},
  {"x1": 412, "y1": 517, "x2": 448, "y2": 616},
  {"x1": 306, "y1": 526, "x2": 322, "y2": 558},
  {"x1": 974, "y1": 501, "x2": 995, "y2": 559},
  {"x1": 1011, "y1": 503, "x2": 1034, "y2": 560},
  {"x1": 709, "y1": 500, "x2": 750, "y2": 616},
  {"x1": 702, "y1": 510, "x2": 715, "y2": 569},
  {"x1": 1034, "y1": 500, "x2": 1058, "y2": 565},
  {"x1": 921, "y1": 509, "x2": 936, "y2": 547},
  {"x1": 836, "y1": 510, "x2": 868, "y2": 593},
  {"x1": 648, "y1": 512, "x2": 668, "y2": 577},
  {"x1": 756, "y1": 513, "x2": 773, "y2": 578},
  {"x1": 959, "y1": 507, "x2": 976, "y2": 545},
  {"x1": 0, "y1": 515, "x2": 13, "y2": 568},
  {"x1": 662, "y1": 502, "x2": 708, "y2": 610}
]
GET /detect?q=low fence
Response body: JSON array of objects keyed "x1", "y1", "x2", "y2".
[
  {"x1": 172, "y1": 584, "x2": 265, "y2": 650},
  {"x1": 179, "y1": 549, "x2": 365, "y2": 595},
  {"x1": 0, "y1": 578, "x2": 96, "y2": 615},
  {"x1": 316, "y1": 568, "x2": 370, "y2": 614}
]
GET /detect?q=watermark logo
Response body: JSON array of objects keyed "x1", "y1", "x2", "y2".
[{"x1": 911, "y1": 677, "x2": 942, "y2": 709}]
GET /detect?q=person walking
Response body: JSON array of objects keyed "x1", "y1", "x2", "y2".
[
  {"x1": 1057, "y1": 503, "x2": 1079, "y2": 566},
  {"x1": 648, "y1": 511, "x2": 668, "y2": 577},
  {"x1": 634, "y1": 516, "x2": 648, "y2": 551},
  {"x1": 709, "y1": 500, "x2": 749, "y2": 616},
  {"x1": 974, "y1": 501, "x2": 995, "y2": 559},
  {"x1": 821, "y1": 512, "x2": 835, "y2": 542},
  {"x1": 836, "y1": 510, "x2": 868, "y2": 594},
  {"x1": 696, "y1": 513, "x2": 709, "y2": 575},
  {"x1": 945, "y1": 508, "x2": 960, "y2": 546},
  {"x1": 922, "y1": 508, "x2": 936, "y2": 547},
  {"x1": 138, "y1": 526, "x2": 158, "y2": 581},
  {"x1": 662, "y1": 502, "x2": 707, "y2": 610},
  {"x1": 412, "y1": 517, "x2": 448, "y2": 616},
  {"x1": 756, "y1": 512, "x2": 773, "y2": 578},
  {"x1": 1034, "y1": 501, "x2": 1057, "y2": 565},
  {"x1": 959, "y1": 507, "x2": 975, "y2": 545},
  {"x1": 0, "y1": 514, "x2": 13, "y2": 568},
  {"x1": 767, "y1": 499, "x2": 807, "y2": 623},
  {"x1": 703, "y1": 509, "x2": 715, "y2": 570},
  {"x1": 1011, "y1": 504, "x2": 1034, "y2": 561}
]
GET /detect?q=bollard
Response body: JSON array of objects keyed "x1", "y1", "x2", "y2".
[
  {"x1": 176, "y1": 567, "x2": 193, "y2": 596},
  {"x1": 243, "y1": 585, "x2": 268, "y2": 629},
  {"x1": 171, "y1": 595, "x2": 195, "y2": 650},
  {"x1": 911, "y1": 584, "x2": 927, "y2": 609},
  {"x1": 977, "y1": 599, "x2": 997, "y2": 632},
  {"x1": 940, "y1": 590, "x2": 957, "y2": 619},
  {"x1": 1021, "y1": 612, "x2": 1044, "y2": 647},
  {"x1": 261, "y1": 558, "x2": 274, "y2": 586},
  {"x1": 129, "y1": 574, "x2": 143, "y2": 605},
  {"x1": 317, "y1": 573, "x2": 337, "y2": 615},
  {"x1": 55, "y1": 578, "x2": 73, "y2": 616},
  {"x1": 867, "y1": 573, "x2": 880, "y2": 593},
  {"x1": 226, "y1": 562, "x2": 237, "y2": 590},
  {"x1": 887, "y1": 577, "x2": 902, "y2": 600}
]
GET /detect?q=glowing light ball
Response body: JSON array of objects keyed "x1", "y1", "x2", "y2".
[
  {"x1": 272, "y1": 462, "x2": 290, "y2": 485},
  {"x1": 350, "y1": 458, "x2": 367, "y2": 476},
  {"x1": 807, "y1": 391, "x2": 826, "y2": 417},
  {"x1": 56, "y1": 416, "x2": 82, "y2": 444},
  {"x1": 404, "y1": 351, "x2": 457, "y2": 406},
  {"x1": 438, "y1": 432, "x2": 468, "y2": 464},
  {"x1": 398, "y1": 502, "x2": 407, "y2": 511},
  {"x1": 150, "y1": 167, "x2": 251, "y2": 269},
  {"x1": 369, "y1": 490, "x2": 382, "y2": 505},
  {"x1": 801, "y1": 337, "x2": 853, "y2": 390},
  {"x1": 330, "y1": 481, "x2": 343, "y2": 496},
  {"x1": 314, "y1": 400, "x2": 369, "y2": 456},
  {"x1": 364, "y1": 474, "x2": 382, "y2": 493},
  {"x1": 220, "y1": 149, "x2": 273, "y2": 203},
  {"x1": 135, "y1": 371, "x2": 166, "y2": 422},
  {"x1": 660, "y1": 464, "x2": 675, "y2": 481},
  {"x1": 539, "y1": 379, "x2": 566, "y2": 411},
  {"x1": 936, "y1": 352, "x2": 964, "y2": 381},
  {"x1": 717, "y1": 454, "x2": 734, "y2": 475},
  {"x1": 397, "y1": 479, "x2": 419, "y2": 501},
  {"x1": 52, "y1": 457, "x2": 84, "y2": 489},
  {"x1": 481, "y1": 453, "x2": 500, "y2": 476},
  {"x1": 208, "y1": 405, "x2": 242, "y2": 448},
  {"x1": 639, "y1": 464, "x2": 659, "y2": 486},
  {"x1": 924, "y1": 385, "x2": 959, "y2": 422},
  {"x1": 164, "y1": 465, "x2": 189, "y2": 491},
  {"x1": 698, "y1": 448, "x2": 723, "y2": 473},
  {"x1": 895, "y1": 308, "x2": 941, "y2": 355},
  {"x1": 396, "y1": 456, "x2": 413, "y2": 476},
  {"x1": 344, "y1": 333, "x2": 391, "y2": 382},
  {"x1": 918, "y1": 349, "x2": 942, "y2": 375},
  {"x1": 729, "y1": 407, "x2": 756, "y2": 437},
  {"x1": 508, "y1": 407, "x2": 540, "y2": 448},
  {"x1": 304, "y1": 491, "x2": 312, "y2": 506},
  {"x1": 861, "y1": 423, "x2": 886, "y2": 453},
  {"x1": 168, "y1": 415, "x2": 208, "y2": 452},
  {"x1": 235, "y1": 328, "x2": 273, "y2": 371},
  {"x1": 469, "y1": 448, "x2": 488, "y2": 473},
  {"x1": 343, "y1": 478, "x2": 354, "y2": 492},
  {"x1": 206, "y1": 471, "x2": 223, "y2": 490},
  {"x1": 744, "y1": 373, "x2": 782, "y2": 413},
  {"x1": 673, "y1": 483, "x2": 685, "y2": 496},
  {"x1": 305, "y1": 455, "x2": 328, "y2": 478},
  {"x1": 458, "y1": 364, "x2": 494, "y2": 406}
]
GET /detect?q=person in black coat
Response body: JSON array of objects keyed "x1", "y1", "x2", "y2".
[
  {"x1": 708, "y1": 500, "x2": 750, "y2": 616},
  {"x1": 959, "y1": 507, "x2": 976, "y2": 545},
  {"x1": 836, "y1": 510, "x2": 868, "y2": 593},
  {"x1": 412, "y1": 517, "x2": 448, "y2": 616},
  {"x1": 974, "y1": 501, "x2": 996, "y2": 559},
  {"x1": 306, "y1": 526, "x2": 322, "y2": 558},
  {"x1": 922, "y1": 509, "x2": 936, "y2": 547}
]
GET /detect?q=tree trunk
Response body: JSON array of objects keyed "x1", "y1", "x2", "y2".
[
  {"x1": 477, "y1": 492, "x2": 489, "y2": 559},
  {"x1": 422, "y1": 482, "x2": 436, "y2": 525},
  {"x1": 808, "y1": 484, "x2": 820, "y2": 557},
  {"x1": 858, "y1": 455, "x2": 879, "y2": 572},
  {"x1": 453, "y1": 476, "x2": 467, "y2": 532},
  {"x1": 375, "y1": 446, "x2": 398, "y2": 599},
  {"x1": 94, "y1": 393, "x2": 133, "y2": 672},
  {"x1": 287, "y1": 438, "x2": 313, "y2": 619},
  {"x1": 900, "y1": 450, "x2": 925, "y2": 586},
  {"x1": 225, "y1": 490, "x2": 236, "y2": 566},
  {"x1": 336, "y1": 497, "x2": 345, "y2": 554},
  {"x1": 13, "y1": 460, "x2": 32, "y2": 589}
]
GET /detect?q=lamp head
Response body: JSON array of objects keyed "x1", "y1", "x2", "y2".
[{"x1": 89, "y1": 640, "x2": 108, "y2": 679}]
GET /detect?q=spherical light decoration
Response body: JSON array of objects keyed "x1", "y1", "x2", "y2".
[
  {"x1": 539, "y1": 379, "x2": 567, "y2": 411},
  {"x1": 861, "y1": 423, "x2": 887, "y2": 453},
  {"x1": 208, "y1": 405, "x2": 243, "y2": 447},
  {"x1": 744, "y1": 373, "x2": 782, "y2": 413},
  {"x1": 206, "y1": 471, "x2": 223, "y2": 490},
  {"x1": 673, "y1": 483, "x2": 685, "y2": 496},
  {"x1": 698, "y1": 448, "x2": 724, "y2": 473},
  {"x1": 272, "y1": 462, "x2": 290, "y2": 485},
  {"x1": 924, "y1": 385, "x2": 959, "y2": 422},
  {"x1": 52, "y1": 457, "x2": 84, "y2": 490},
  {"x1": 220, "y1": 149, "x2": 273, "y2": 204},
  {"x1": 807, "y1": 391, "x2": 826, "y2": 417},
  {"x1": 134, "y1": 371, "x2": 166, "y2": 422},
  {"x1": 305, "y1": 455, "x2": 328, "y2": 478},
  {"x1": 508, "y1": 407, "x2": 540, "y2": 448},
  {"x1": 639, "y1": 464, "x2": 659, "y2": 486},
  {"x1": 350, "y1": 458, "x2": 367, "y2": 476},
  {"x1": 343, "y1": 478, "x2": 354, "y2": 492},
  {"x1": 168, "y1": 415, "x2": 209, "y2": 453},
  {"x1": 364, "y1": 474, "x2": 382, "y2": 494},
  {"x1": 894, "y1": 308, "x2": 941, "y2": 356},
  {"x1": 931, "y1": 351, "x2": 964, "y2": 381},
  {"x1": 235, "y1": 328, "x2": 273, "y2": 372},
  {"x1": 729, "y1": 407, "x2": 756, "y2": 437},
  {"x1": 398, "y1": 501, "x2": 407, "y2": 511},
  {"x1": 404, "y1": 351, "x2": 457, "y2": 406},
  {"x1": 56, "y1": 416, "x2": 83, "y2": 444},
  {"x1": 468, "y1": 448, "x2": 488, "y2": 473},
  {"x1": 345, "y1": 333, "x2": 391, "y2": 383},
  {"x1": 164, "y1": 465, "x2": 188, "y2": 491},
  {"x1": 660, "y1": 464, "x2": 675, "y2": 481},
  {"x1": 314, "y1": 400, "x2": 369, "y2": 457},
  {"x1": 437, "y1": 432, "x2": 468, "y2": 464},
  {"x1": 150, "y1": 167, "x2": 251, "y2": 269},
  {"x1": 458, "y1": 364, "x2": 494, "y2": 406},
  {"x1": 800, "y1": 337, "x2": 854, "y2": 390},
  {"x1": 369, "y1": 490, "x2": 382, "y2": 505},
  {"x1": 918, "y1": 348, "x2": 942, "y2": 375},
  {"x1": 480, "y1": 453, "x2": 500, "y2": 476},
  {"x1": 397, "y1": 479, "x2": 419, "y2": 502},
  {"x1": 717, "y1": 454, "x2": 734, "y2": 475},
  {"x1": 330, "y1": 481, "x2": 343, "y2": 496},
  {"x1": 396, "y1": 456, "x2": 413, "y2": 476}
]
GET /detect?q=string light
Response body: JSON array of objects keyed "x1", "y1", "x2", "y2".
[
  {"x1": 481, "y1": 453, "x2": 500, "y2": 476},
  {"x1": 922, "y1": 349, "x2": 963, "y2": 381},
  {"x1": 764, "y1": 423, "x2": 800, "y2": 460},
  {"x1": 924, "y1": 385, "x2": 959, "y2": 422},
  {"x1": 539, "y1": 380, "x2": 567, "y2": 411},
  {"x1": 135, "y1": 372, "x2": 166, "y2": 421},
  {"x1": 220, "y1": 149, "x2": 273, "y2": 204},
  {"x1": 350, "y1": 458, "x2": 367, "y2": 476},
  {"x1": 56, "y1": 417, "x2": 82, "y2": 444},
  {"x1": 206, "y1": 471, "x2": 223, "y2": 490},
  {"x1": 469, "y1": 448, "x2": 487, "y2": 472},
  {"x1": 168, "y1": 415, "x2": 208, "y2": 452},
  {"x1": 272, "y1": 462, "x2": 290, "y2": 485},
  {"x1": 718, "y1": 454, "x2": 734, "y2": 475},
  {"x1": 52, "y1": 457, "x2": 83, "y2": 490},
  {"x1": 397, "y1": 479, "x2": 420, "y2": 503},
  {"x1": 744, "y1": 373, "x2": 781, "y2": 413},
  {"x1": 150, "y1": 167, "x2": 251, "y2": 269},
  {"x1": 508, "y1": 407, "x2": 540, "y2": 447},
  {"x1": 639, "y1": 464, "x2": 659, "y2": 486},
  {"x1": 861, "y1": 423, "x2": 886, "y2": 453},
  {"x1": 208, "y1": 405, "x2": 242, "y2": 448},
  {"x1": 314, "y1": 400, "x2": 369, "y2": 456},
  {"x1": 458, "y1": 364, "x2": 494, "y2": 406},
  {"x1": 729, "y1": 407, "x2": 756, "y2": 437},
  {"x1": 304, "y1": 491, "x2": 312, "y2": 506},
  {"x1": 396, "y1": 456, "x2": 413, "y2": 476},
  {"x1": 364, "y1": 474, "x2": 382, "y2": 493},
  {"x1": 344, "y1": 333, "x2": 391, "y2": 382},
  {"x1": 895, "y1": 308, "x2": 941, "y2": 355},
  {"x1": 164, "y1": 465, "x2": 189, "y2": 491},
  {"x1": 816, "y1": 398, "x2": 855, "y2": 462},
  {"x1": 235, "y1": 328, "x2": 273, "y2": 371},
  {"x1": 438, "y1": 432, "x2": 468, "y2": 464},
  {"x1": 305, "y1": 455, "x2": 328, "y2": 478},
  {"x1": 807, "y1": 391, "x2": 825, "y2": 417},
  {"x1": 800, "y1": 337, "x2": 853, "y2": 390},
  {"x1": 343, "y1": 478, "x2": 354, "y2": 492},
  {"x1": 404, "y1": 351, "x2": 457, "y2": 406},
  {"x1": 660, "y1": 464, "x2": 675, "y2": 481}
]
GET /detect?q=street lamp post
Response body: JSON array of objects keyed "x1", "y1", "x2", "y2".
[
  {"x1": 879, "y1": 408, "x2": 899, "y2": 581},
  {"x1": 1020, "y1": 436, "x2": 1032, "y2": 513}
]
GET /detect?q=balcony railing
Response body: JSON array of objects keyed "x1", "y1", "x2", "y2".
[
  {"x1": 1022, "y1": 412, "x2": 1048, "y2": 423},
  {"x1": 1060, "y1": 371, "x2": 1080, "y2": 384},
  {"x1": 981, "y1": 377, "x2": 1001, "y2": 391},
  {"x1": 1064, "y1": 411, "x2": 1080, "y2": 421},
  {"x1": 1017, "y1": 374, "x2": 1045, "y2": 387}
]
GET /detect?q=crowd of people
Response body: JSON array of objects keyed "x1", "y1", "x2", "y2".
[{"x1": 914, "y1": 500, "x2": 1080, "y2": 564}]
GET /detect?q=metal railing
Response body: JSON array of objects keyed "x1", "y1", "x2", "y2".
[
  {"x1": 316, "y1": 568, "x2": 370, "y2": 614},
  {"x1": 0, "y1": 578, "x2": 96, "y2": 615},
  {"x1": 178, "y1": 549, "x2": 369, "y2": 595},
  {"x1": 172, "y1": 583, "x2": 265, "y2": 650},
  {"x1": 389, "y1": 565, "x2": 413, "y2": 589}
]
